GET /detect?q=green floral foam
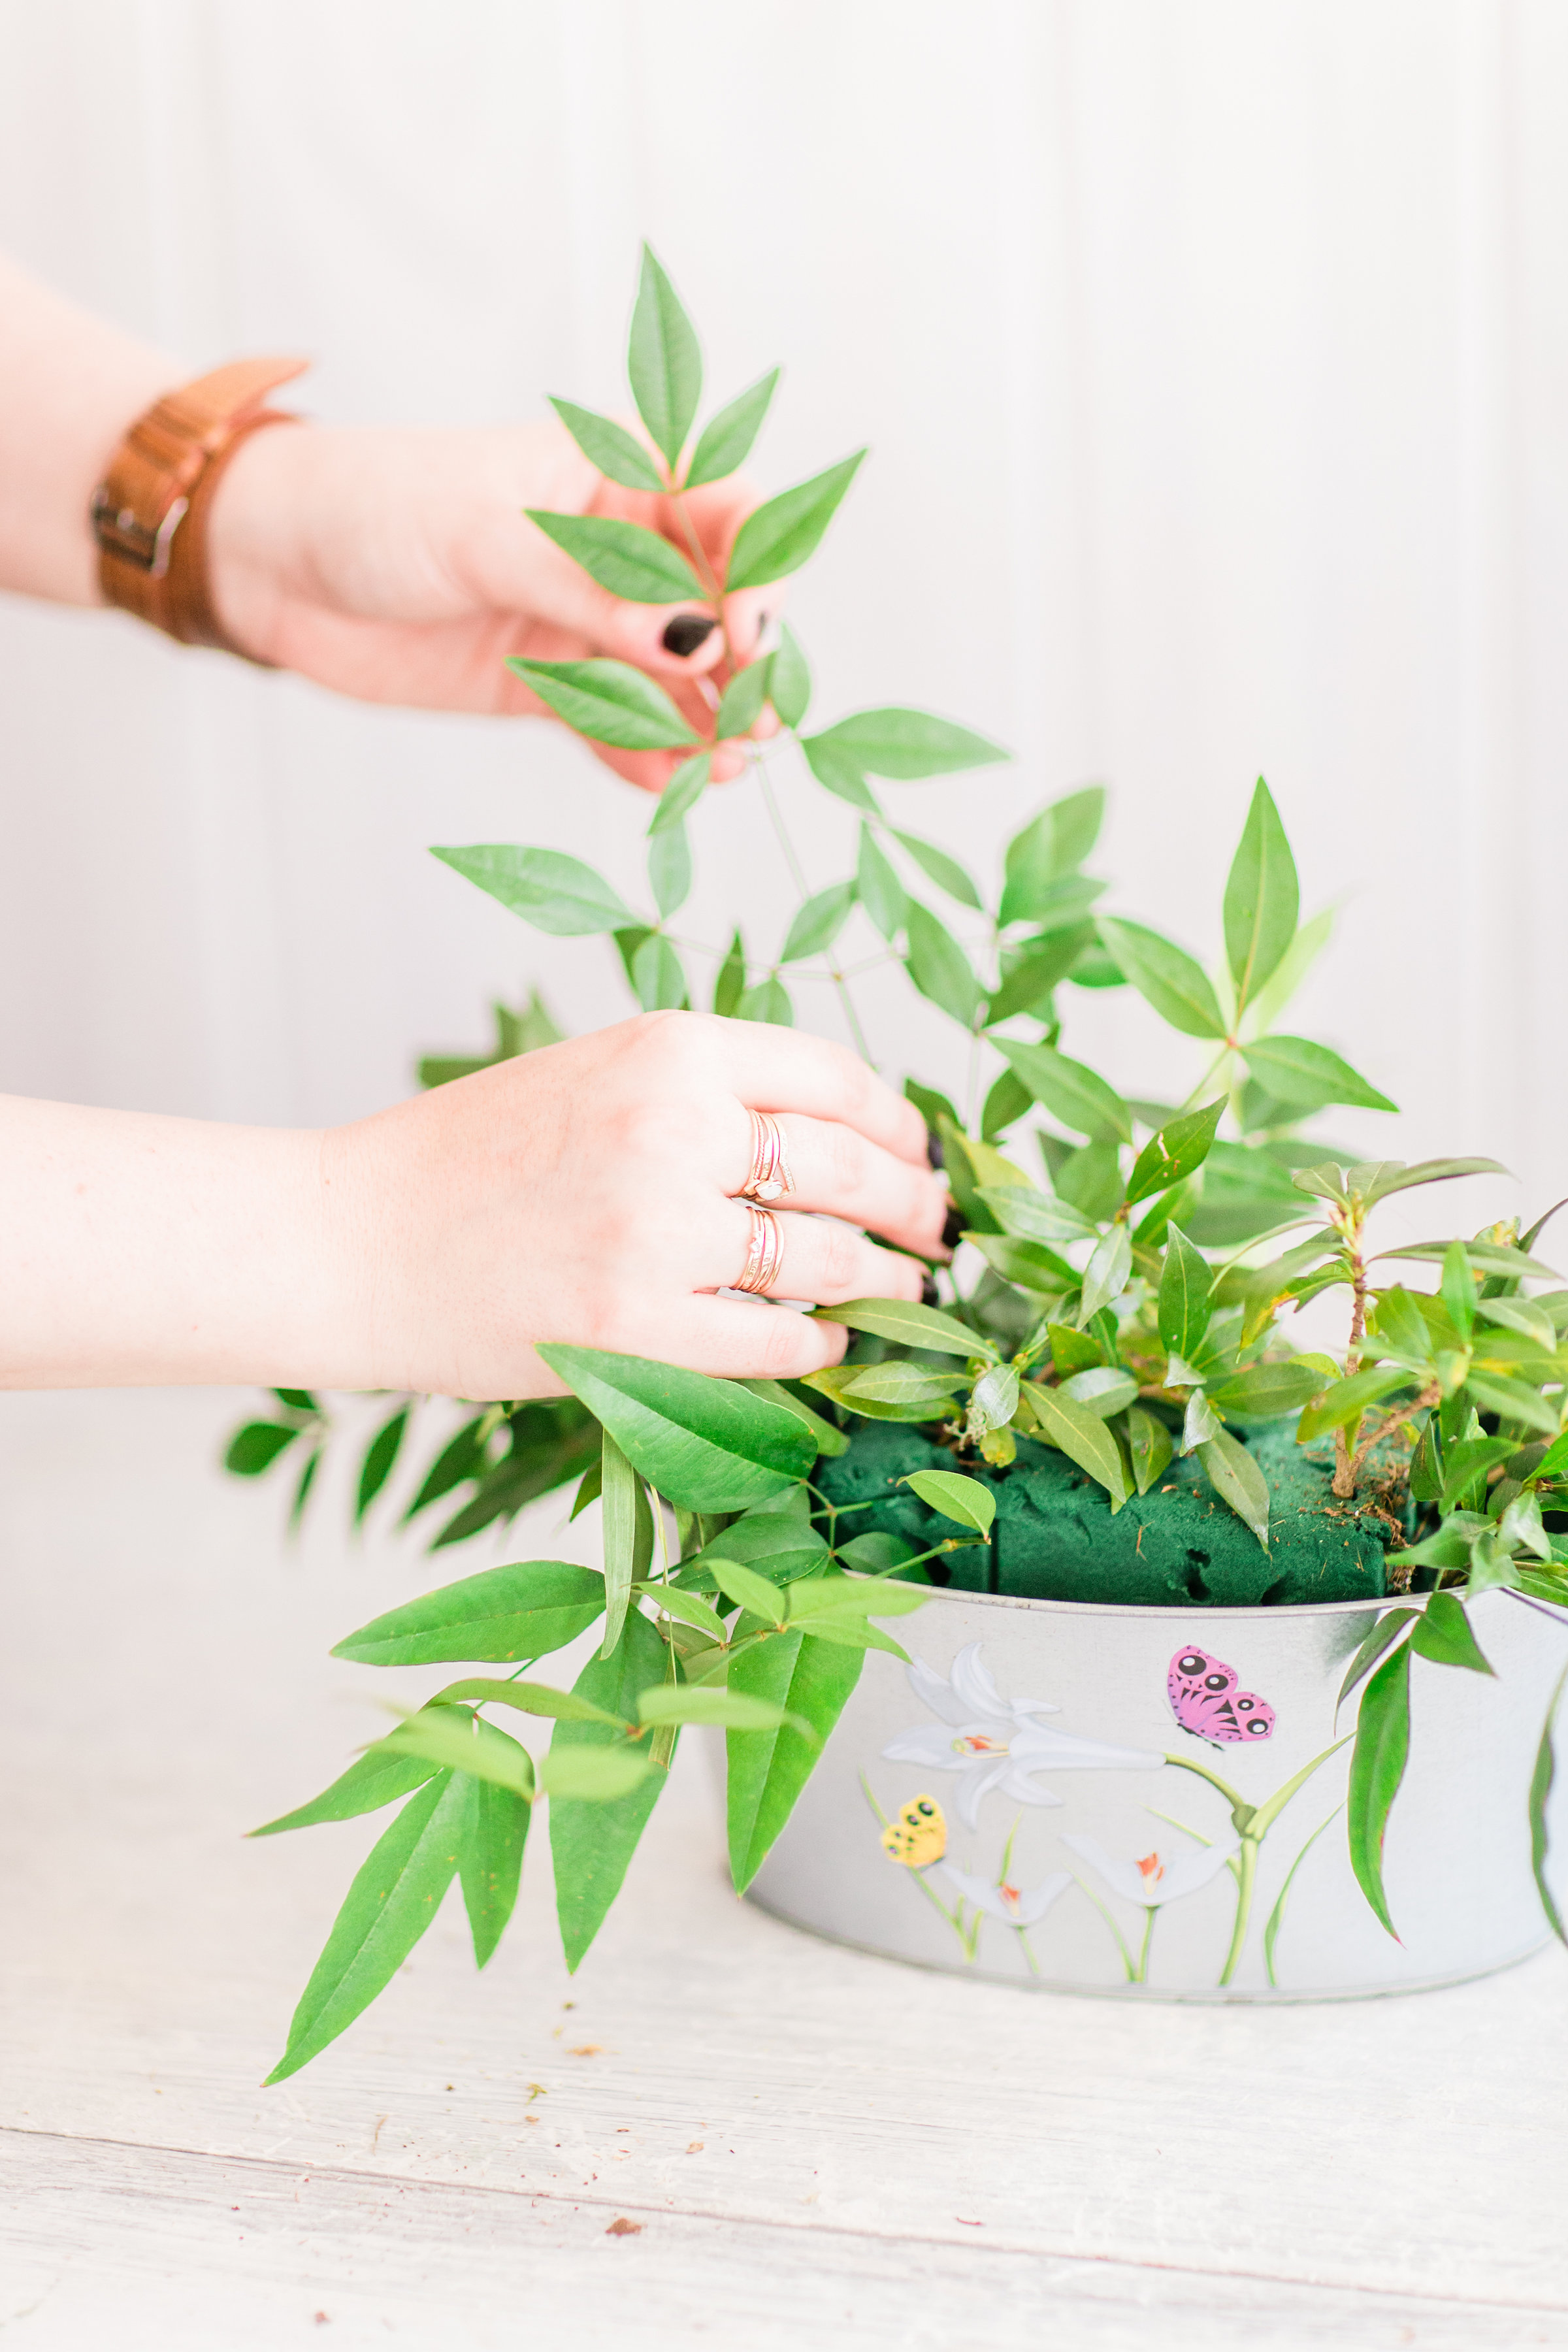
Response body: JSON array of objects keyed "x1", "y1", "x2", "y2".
[{"x1": 817, "y1": 1422, "x2": 1403, "y2": 1607}]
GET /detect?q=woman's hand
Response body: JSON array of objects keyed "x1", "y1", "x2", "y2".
[
  {"x1": 0, "y1": 1015, "x2": 947, "y2": 1396},
  {"x1": 203, "y1": 416, "x2": 778, "y2": 791},
  {"x1": 325, "y1": 1012, "x2": 949, "y2": 1399}
]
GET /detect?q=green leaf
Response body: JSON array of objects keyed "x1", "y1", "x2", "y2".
[
  {"x1": 648, "y1": 751, "x2": 711, "y2": 836},
  {"x1": 1080, "y1": 1225, "x2": 1132, "y2": 1324},
  {"x1": 786, "y1": 1575, "x2": 927, "y2": 1622},
  {"x1": 353, "y1": 1406, "x2": 409, "y2": 1527},
  {"x1": 904, "y1": 900, "x2": 983, "y2": 1026},
  {"x1": 404, "y1": 1413, "x2": 490, "y2": 1523},
  {"x1": 781, "y1": 881, "x2": 856, "y2": 963},
  {"x1": 1346, "y1": 1643, "x2": 1411, "y2": 1939},
  {"x1": 1439, "y1": 1434, "x2": 1517, "y2": 1511},
  {"x1": 727, "y1": 1633, "x2": 863, "y2": 1891},
  {"x1": 835, "y1": 1531, "x2": 921, "y2": 1575},
  {"x1": 536, "y1": 1345, "x2": 815, "y2": 1511},
  {"x1": 985, "y1": 927, "x2": 1093, "y2": 1024},
  {"x1": 855, "y1": 825, "x2": 907, "y2": 941},
  {"x1": 1095, "y1": 917, "x2": 1226, "y2": 1039},
  {"x1": 1063, "y1": 1367, "x2": 1139, "y2": 1419},
  {"x1": 524, "y1": 510, "x2": 705, "y2": 605},
  {"x1": 980, "y1": 1069, "x2": 1035, "y2": 1141},
  {"x1": 726, "y1": 451, "x2": 866, "y2": 592},
  {"x1": 547, "y1": 397, "x2": 666, "y2": 493},
  {"x1": 638, "y1": 1685, "x2": 806, "y2": 1735},
  {"x1": 679, "y1": 1509, "x2": 828, "y2": 1590},
  {"x1": 265, "y1": 1772, "x2": 468, "y2": 2083},
  {"x1": 250, "y1": 1748, "x2": 440, "y2": 1838},
  {"x1": 633, "y1": 1583, "x2": 728, "y2": 1642},
  {"x1": 715, "y1": 658, "x2": 773, "y2": 740},
  {"x1": 1020, "y1": 1384, "x2": 1129, "y2": 1508},
  {"x1": 706, "y1": 1555, "x2": 789, "y2": 1625},
  {"x1": 1410, "y1": 1592, "x2": 1494, "y2": 1676},
  {"x1": 373, "y1": 1707, "x2": 536, "y2": 1799},
  {"x1": 996, "y1": 1038, "x2": 1132, "y2": 1143},
  {"x1": 738, "y1": 1377, "x2": 849, "y2": 1458},
  {"x1": 1360, "y1": 1157, "x2": 1509, "y2": 1207},
  {"x1": 1126, "y1": 1406, "x2": 1174, "y2": 1494},
  {"x1": 598, "y1": 1432, "x2": 645, "y2": 1659},
  {"x1": 549, "y1": 1609, "x2": 671, "y2": 1969},
  {"x1": 1465, "y1": 1369, "x2": 1561, "y2": 1435},
  {"x1": 1530, "y1": 1665, "x2": 1568, "y2": 1945},
  {"x1": 769, "y1": 625, "x2": 811, "y2": 728},
  {"x1": 1224, "y1": 779, "x2": 1299, "y2": 1012},
  {"x1": 538, "y1": 1746, "x2": 655, "y2": 1802},
  {"x1": 900, "y1": 1468, "x2": 996, "y2": 1537},
  {"x1": 273, "y1": 1387, "x2": 319, "y2": 1414},
  {"x1": 1242, "y1": 1037, "x2": 1397, "y2": 1116},
  {"x1": 504, "y1": 657, "x2": 700, "y2": 750},
  {"x1": 738, "y1": 975, "x2": 794, "y2": 1025},
  {"x1": 430, "y1": 1677, "x2": 631, "y2": 1728},
  {"x1": 1203, "y1": 1362, "x2": 1329, "y2": 1418},
  {"x1": 459, "y1": 1778, "x2": 529, "y2": 1969},
  {"x1": 684, "y1": 368, "x2": 779, "y2": 488},
  {"x1": 630, "y1": 930, "x2": 688, "y2": 1013},
  {"x1": 1263, "y1": 1808, "x2": 1340, "y2": 1987},
  {"x1": 1336, "y1": 1608, "x2": 1418, "y2": 1709},
  {"x1": 713, "y1": 927, "x2": 747, "y2": 1017},
  {"x1": 807, "y1": 709, "x2": 1009, "y2": 783},
  {"x1": 801, "y1": 734, "x2": 881, "y2": 811},
  {"x1": 1001, "y1": 787, "x2": 1105, "y2": 923},
  {"x1": 225, "y1": 1422, "x2": 299, "y2": 1477},
  {"x1": 1158, "y1": 1224, "x2": 1213, "y2": 1360},
  {"x1": 629, "y1": 243, "x2": 702, "y2": 466},
  {"x1": 816, "y1": 1361, "x2": 968, "y2": 1411},
  {"x1": 1124, "y1": 1101, "x2": 1226, "y2": 1210},
  {"x1": 813, "y1": 1297, "x2": 994, "y2": 1358},
  {"x1": 891, "y1": 830, "x2": 983, "y2": 911},
  {"x1": 964, "y1": 1232, "x2": 1076, "y2": 1296},
  {"x1": 1295, "y1": 1367, "x2": 1408, "y2": 1445},
  {"x1": 332, "y1": 1561, "x2": 606, "y2": 1668},
  {"x1": 432, "y1": 843, "x2": 636, "y2": 936},
  {"x1": 1196, "y1": 1429, "x2": 1271, "y2": 1551},
  {"x1": 978, "y1": 1184, "x2": 1098, "y2": 1247},
  {"x1": 1049, "y1": 1322, "x2": 1103, "y2": 1375}
]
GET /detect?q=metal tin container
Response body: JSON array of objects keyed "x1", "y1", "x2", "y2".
[{"x1": 747, "y1": 1586, "x2": 1568, "y2": 1999}]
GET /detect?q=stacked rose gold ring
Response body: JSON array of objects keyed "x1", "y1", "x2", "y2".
[
  {"x1": 738, "y1": 1110, "x2": 794, "y2": 1204},
  {"x1": 734, "y1": 1203, "x2": 785, "y2": 1296}
]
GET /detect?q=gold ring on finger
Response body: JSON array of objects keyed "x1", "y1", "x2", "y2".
[
  {"x1": 734, "y1": 1203, "x2": 785, "y2": 1296},
  {"x1": 740, "y1": 1109, "x2": 794, "y2": 1203}
]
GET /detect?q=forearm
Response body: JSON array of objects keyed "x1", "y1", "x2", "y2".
[
  {"x1": 0, "y1": 252, "x2": 178, "y2": 605},
  {"x1": 0, "y1": 1096, "x2": 355, "y2": 1388}
]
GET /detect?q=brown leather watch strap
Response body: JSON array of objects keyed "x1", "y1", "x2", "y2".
[{"x1": 91, "y1": 356, "x2": 310, "y2": 658}]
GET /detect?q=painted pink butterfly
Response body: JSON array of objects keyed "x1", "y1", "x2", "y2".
[{"x1": 1168, "y1": 1647, "x2": 1275, "y2": 1744}]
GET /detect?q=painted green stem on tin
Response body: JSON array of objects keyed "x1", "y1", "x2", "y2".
[{"x1": 1167, "y1": 1736, "x2": 1352, "y2": 1985}]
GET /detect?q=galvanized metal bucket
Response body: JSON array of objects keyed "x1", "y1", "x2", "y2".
[{"x1": 746, "y1": 1587, "x2": 1568, "y2": 1999}]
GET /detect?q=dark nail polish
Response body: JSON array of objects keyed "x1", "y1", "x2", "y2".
[
  {"x1": 941, "y1": 1205, "x2": 964, "y2": 1253},
  {"x1": 925, "y1": 1128, "x2": 945, "y2": 1171},
  {"x1": 921, "y1": 1274, "x2": 939, "y2": 1309},
  {"x1": 662, "y1": 613, "x2": 717, "y2": 657}
]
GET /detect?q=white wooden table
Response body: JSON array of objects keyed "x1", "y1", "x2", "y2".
[{"x1": 2, "y1": 1390, "x2": 1565, "y2": 2350}]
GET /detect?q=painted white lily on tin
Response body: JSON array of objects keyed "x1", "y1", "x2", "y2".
[
  {"x1": 936, "y1": 1862, "x2": 1071, "y2": 1927},
  {"x1": 1062, "y1": 1827, "x2": 1243, "y2": 1984},
  {"x1": 883, "y1": 1642, "x2": 1164, "y2": 1830},
  {"x1": 1062, "y1": 1829, "x2": 1242, "y2": 1909}
]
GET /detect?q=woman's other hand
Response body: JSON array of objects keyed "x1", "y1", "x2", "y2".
[
  {"x1": 323, "y1": 1012, "x2": 949, "y2": 1400},
  {"x1": 203, "y1": 415, "x2": 779, "y2": 790}
]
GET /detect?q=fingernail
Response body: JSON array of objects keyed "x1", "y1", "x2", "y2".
[
  {"x1": 662, "y1": 613, "x2": 717, "y2": 657},
  {"x1": 941, "y1": 1205, "x2": 964, "y2": 1253}
]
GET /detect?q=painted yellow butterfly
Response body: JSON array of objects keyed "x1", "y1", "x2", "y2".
[{"x1": 881, "y1": 1793, "x2": 947, "y2": 1868}]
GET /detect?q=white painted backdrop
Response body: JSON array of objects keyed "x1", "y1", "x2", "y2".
[{"x1": 1, "y1": 1, "x2": 1565, "y2": 1226}]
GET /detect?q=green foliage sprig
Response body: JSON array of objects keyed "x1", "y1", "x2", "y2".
[{"x1": 231, "y1": 249, "x2": 1568, "y2": 2079}]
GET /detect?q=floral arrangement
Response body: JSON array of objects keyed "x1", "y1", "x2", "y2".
[{"x1": 232, "y1": 251, "x2": 1568, "y2": 2079}]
